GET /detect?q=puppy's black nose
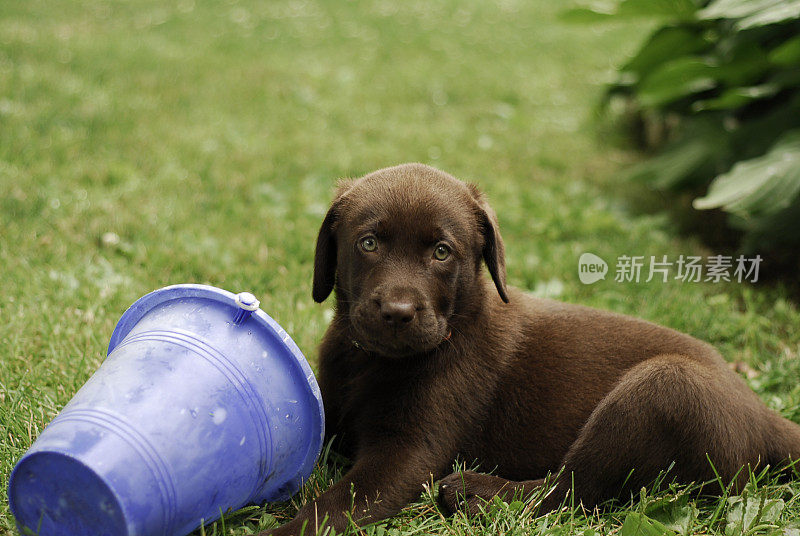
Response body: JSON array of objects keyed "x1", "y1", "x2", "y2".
[{"x1": 380, "y1": 301, "x2": 416, "y2": 324}]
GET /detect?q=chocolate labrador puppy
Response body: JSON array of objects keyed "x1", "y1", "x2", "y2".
[{"x1": 260, "y1": 163, "x2": 800, "y2": 536}]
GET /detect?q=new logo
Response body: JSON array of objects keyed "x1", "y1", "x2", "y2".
[{"x1": 578, "y1": 253, "x2": 608, "y2": 284}]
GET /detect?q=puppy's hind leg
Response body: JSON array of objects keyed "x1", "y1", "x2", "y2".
[
  {"x1": 541, "y1": 354, "x2": 773, "y2": 511},
  {"x1": 438, "y1": 354, "x2": 780, "y2": 517}
]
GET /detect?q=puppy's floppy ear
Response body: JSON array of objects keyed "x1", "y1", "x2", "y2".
[
  {"x1": 312, "y1": 201, "x2": 340, "y2": 303},
  {"x1": 312, "y1": 180, "x2": 354, "y2": 303},
  {"x1": 469, "y1": 184, "x2": 509, "y2": 303}
]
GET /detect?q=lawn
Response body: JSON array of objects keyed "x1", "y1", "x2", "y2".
[{"x1": 2, "y1": 0, "x2": 800, "y2": 535}]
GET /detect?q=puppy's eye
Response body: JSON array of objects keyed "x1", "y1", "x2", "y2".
[
  {"x1": 433, "y1": 243, "x2": 451, "y2": 261},
  {"x1": 360, "y1": 236, "x2": 378, "y2": 252}
]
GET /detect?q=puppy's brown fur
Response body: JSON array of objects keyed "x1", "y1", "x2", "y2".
[{"x1": 261, "y1": 164, "x2": 800, "y2": 536}]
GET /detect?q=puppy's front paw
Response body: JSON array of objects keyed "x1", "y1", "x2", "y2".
[{"x1": 437, "y1": 471, "x2": 512, "y2": 516}]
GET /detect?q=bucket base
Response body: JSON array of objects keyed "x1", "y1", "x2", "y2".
[{"x1": 9, "y1": 452, "x2": 127, "y2": 536}]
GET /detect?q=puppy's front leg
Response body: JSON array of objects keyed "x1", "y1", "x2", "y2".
[{"x1": 259, "y1": 444, "x2": 449, "y2": 536}]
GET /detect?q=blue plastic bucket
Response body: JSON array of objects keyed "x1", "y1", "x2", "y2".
[{"x1": 8, "y1": 284, "x2": 325, "y2": 536}]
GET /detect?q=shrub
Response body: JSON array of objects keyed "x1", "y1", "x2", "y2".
[{"x1": 565, "y1": 0, "x2": 800, "y2": 257}]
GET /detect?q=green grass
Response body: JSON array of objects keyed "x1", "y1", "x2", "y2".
[{"x1": 2, "y1": 0, "x2": 800, "y2": 534}]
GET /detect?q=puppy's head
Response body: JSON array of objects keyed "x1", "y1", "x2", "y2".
[{"x1": 313, "y1": 163, "x2": 508, "y2": 358}]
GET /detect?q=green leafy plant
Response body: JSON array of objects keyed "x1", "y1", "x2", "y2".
[{"x1": 565, "y1": 0, "x2": 800, "y2": 257}]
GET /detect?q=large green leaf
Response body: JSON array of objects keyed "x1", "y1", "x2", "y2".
[
  {"x1": 769, "y1": 34, "x2": 800, "y2": 66},
  {"x1": 637, "y1": 57, "x2": 718, "y2": 107},
  {"x1": 694, "y1": 130, "x2": 800, "y2": 218},
  {"x1": 620, "y1": 26, "x2": 711, "y2": 83},
  {"x1": 698, "y1": 0, "x2": 800, "y2": 28},
  {"x1": 644, "y1": 495, "x2": 698, "y2": 534},
  {"x1": 621, "y1": 512, "x2": 676, "y2": 536},
  {"x1": 713, "y1": 39, "x2": 771, "y2": 88},
  {"x1": 700, "y1": 0, "x2": 787, "y2": 19},
  {"x1": 724, "y1": 494, "x2": 784, "y2": 536},
  {"x1": 692, "y1": 84, "x2": 779, "y2": 111},
  {"x1": 738, "y1": 2, "x2": 800, "y2": 29}
]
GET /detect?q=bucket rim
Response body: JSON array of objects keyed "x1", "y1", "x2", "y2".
[{"x1": 107, "y1": 284, "x2": 325, "y2": 500}]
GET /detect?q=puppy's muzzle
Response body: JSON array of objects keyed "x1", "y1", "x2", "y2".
[{"x1": 351, "y1": 286, "x2": 445, "y2": 356}]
